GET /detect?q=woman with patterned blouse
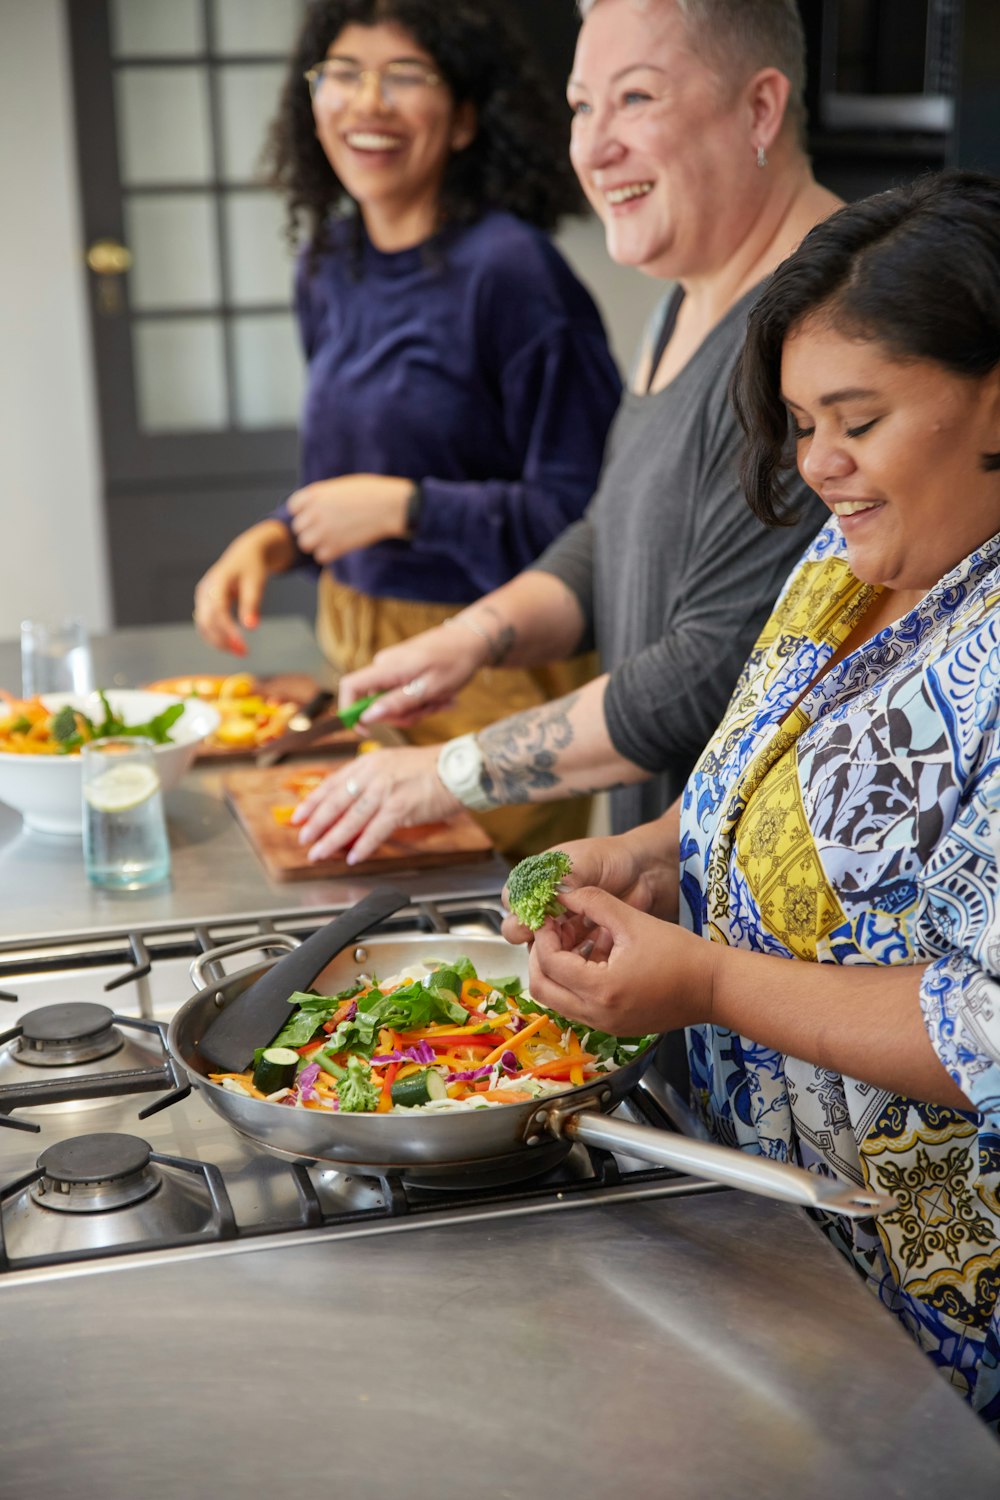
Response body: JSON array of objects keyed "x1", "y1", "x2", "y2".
[{"x1": 506, "y1": 170, "x2": 1000, "y2": 1429}]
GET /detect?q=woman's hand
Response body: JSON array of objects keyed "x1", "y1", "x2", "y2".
[
  {"x1": 500, "y1": 832, "x2": 675, "y2": 948},
  {"x1": 338, "y1": 624, "x2": 488, "y2": 730},
  {"x1": 527, "y1": 887, "x2": 716, "y2": 1038},
  {"x1": 292, "y1": 745, "x2": 463, "y2": 865},
  {"x1": 193, "y1": 520, "x2": 293, "y2": 656},
  {"x1": 286, "y1": 474, "x2": 412, "y2": 563}
]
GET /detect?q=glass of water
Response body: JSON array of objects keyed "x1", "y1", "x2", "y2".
[
  {"x1": 81, "y1": 737, "x2": 171, "y2": 891},
  {"x1": 21, "y1": 618, "x2": 94, "y2": 697}
]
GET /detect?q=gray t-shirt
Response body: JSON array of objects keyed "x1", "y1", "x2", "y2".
[{"x1": 534, "y1": 286, "x2": 826, "y2": 834}]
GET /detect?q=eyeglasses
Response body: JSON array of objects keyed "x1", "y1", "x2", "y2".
[{"x1": 304, "y1": 59, "x2": 442, "y2": 108}]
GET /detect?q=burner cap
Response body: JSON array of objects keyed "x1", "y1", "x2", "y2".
[
  {"x1": 38, "y1": 1132, "x2": 151, "y2": 1187},
  {"x1": 22, "y1": 1003, "x2": 116, "y2": 1045},
  {"x1": 16, "y1": 1003, "x2": 123, "y2": 1068}
]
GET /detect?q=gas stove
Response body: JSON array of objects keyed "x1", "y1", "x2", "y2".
[{"x1": 0, "y1": 899, "x2": 711, "y2": 1283}]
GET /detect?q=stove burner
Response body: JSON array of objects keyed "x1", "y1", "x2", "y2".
[
  {"x1": 17, "y1": 1003, "x2": 123, "y2": 1069},
  {"x1": 400, "y1": 1139, "x2": 574, "y2": 1191},
  {"x1": 31, "y1": 1133, "x2": 159, "y2": 1214}
]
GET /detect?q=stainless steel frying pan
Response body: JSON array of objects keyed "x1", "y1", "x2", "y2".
[{"x1": 167, "y1": 931, "x2": 896, "y2": 1221}]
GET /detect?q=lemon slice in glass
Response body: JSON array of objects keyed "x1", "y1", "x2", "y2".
[{"x1": 84, "y1": 762, "x2": 160, "y2": 814}]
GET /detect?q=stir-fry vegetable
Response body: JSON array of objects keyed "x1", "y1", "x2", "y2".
[
  {"x1": 208, "y1": 956, "x2": 655, "y2": 1114},
  {"x1": 506, "y1": 850, "x2": 572, "y2": 931}
]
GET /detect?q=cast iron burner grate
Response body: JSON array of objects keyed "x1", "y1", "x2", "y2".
[
  {"x1": 0, "y1": 1004, "x2": 188, "y2": 1132},
  {"x1": 0, "y1": 1132, "x2": 239, "y2": 1271}
]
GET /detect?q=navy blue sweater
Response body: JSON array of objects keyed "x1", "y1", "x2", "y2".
[{"x1": 275, "y1": 211, "x2": 621, "y2": 605}]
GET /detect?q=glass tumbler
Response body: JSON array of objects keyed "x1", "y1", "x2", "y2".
[
  {"x1": 81, "y1": 737, "x2": 171, "y2": 890},
  {"x1": 21, "y1": 618, "x2": 94, "y2": 697}
]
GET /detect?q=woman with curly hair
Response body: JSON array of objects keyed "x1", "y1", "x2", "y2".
[{"x1": 193, "y1": 0, "x2": 621, "y2": 858}]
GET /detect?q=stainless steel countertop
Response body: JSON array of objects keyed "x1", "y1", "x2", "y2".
[
  {"x1": 0, "y1": 1190, "x2": 995, "y2": 1498},
  {"x1": 0, "y1": 619, "x2": 509, "y2": 945}
]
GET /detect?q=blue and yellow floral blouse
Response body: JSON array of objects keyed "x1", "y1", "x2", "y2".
[{"x1": 681, "y1": 519, "x2": 1000, "y2": 1426}]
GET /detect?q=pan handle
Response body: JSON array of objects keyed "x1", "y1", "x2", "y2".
[
  {"x1": 548, "y1": 1106, "x2": 896, "y2": 1221},
  {"x1": 189, "y1": 933, "x2": 301, "y2": 992}
]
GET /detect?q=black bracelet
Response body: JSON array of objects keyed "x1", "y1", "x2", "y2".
[{"x1": 405, "y1": 482, "x2": 423, "y2": 537}]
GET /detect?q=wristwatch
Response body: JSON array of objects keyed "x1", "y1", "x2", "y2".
[{"x1": 436, "y1": 733, "x2": 494, "y2": 811}]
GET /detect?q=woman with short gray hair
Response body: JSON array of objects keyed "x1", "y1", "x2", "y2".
[{"x1": 292, "y1": 0, "x2": 838, "y2": 865}]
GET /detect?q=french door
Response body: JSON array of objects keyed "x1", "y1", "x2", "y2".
[{"x1": 67, "y1": 0, "x2": 312, "y2": 624}]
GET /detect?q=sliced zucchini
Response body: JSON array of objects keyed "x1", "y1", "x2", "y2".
[
  {"x1": 390, "y1": 1069, "x2": 448, "y2": 1108},
  {"x1": 252, "y1": 1046, "x2": 301, "y2": 1095}
]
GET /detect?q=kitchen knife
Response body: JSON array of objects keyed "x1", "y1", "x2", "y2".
[
  {"x1": 286, "y1": 687, "x2": 335, "y2": 732},
  {"x1": 198, "y1": 886, "x2": 410, "y2": 1073},
  {"x1": 255, "y1": 691, "x2": 383, "y2": 768}
]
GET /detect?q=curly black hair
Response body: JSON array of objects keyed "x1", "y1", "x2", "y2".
[
  {"x1": 265, "y1": 0, "x2": 583, "y2": 256},
  {"x1": 731, "y1": 169, "x2": 1000, "y2": 526}
]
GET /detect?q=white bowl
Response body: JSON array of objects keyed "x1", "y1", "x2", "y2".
[{"x1": 0, "y1": 689, "x2": 221, "y2": 836}]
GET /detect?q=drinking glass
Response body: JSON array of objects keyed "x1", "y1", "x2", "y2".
[
  {"x1": 81, "y1": 737, "x2": 171, "y2": 890},
  {"x1": 20, "y1": 618, "x2": 94, "y2": 697}
]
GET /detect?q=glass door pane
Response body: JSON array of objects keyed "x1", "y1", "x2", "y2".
[
  {"x1": 110, "y1": 0, "x2": 204, "y2": 55},
  {"x1": 213, "y1": 0, "x2": 306, "y2": 55},
  {"x1": 126, "y1": 194, "x2": 221, "y2": 309},
  {"x1": 134, "y1": 319, "x2": 228, "y2": 430},
  {"x1": 232, "y1": 314, "x2": 304, "y2": 428},
  {"x1": 115, "y1": 67, "x2": 213, "y2": 184}
]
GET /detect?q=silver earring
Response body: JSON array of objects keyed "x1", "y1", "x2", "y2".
[{"x1": 756, "y1": 144, "x2": 768, "y2": 169}]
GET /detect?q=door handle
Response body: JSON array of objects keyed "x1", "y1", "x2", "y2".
[
  {"x1": 86, "y1": 239, "x2": 132, "y2": 313},
  {"x1": 86, "y1": 239, "x2": 132, "y2": 275}
]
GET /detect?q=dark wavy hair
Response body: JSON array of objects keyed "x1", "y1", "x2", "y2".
[
  {"x1": 265, "y1": 0, "x2": 583, "y2": 256},
  {"x1": 731, "y1": 169, "x2": 1000, "y2": 526}
]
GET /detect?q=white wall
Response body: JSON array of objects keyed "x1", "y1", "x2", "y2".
[
  {"x1": 0, "y1": 1, "x2": 659, "y2": 653},
  {"x1": 0, "y1": 0, "x2": 110, "y2": 644},
  {"x1": 556, "y1": 215, "x2": 664, "y2": 379}
]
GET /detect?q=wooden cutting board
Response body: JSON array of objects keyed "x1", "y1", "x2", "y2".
[
  {"x1": 145, "y1": 672, "x2": 360, "y2": 759},
  {"x1": 222, "y1": 762, "x2": 495, "y2": 881}
]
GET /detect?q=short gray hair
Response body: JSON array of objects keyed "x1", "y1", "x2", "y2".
[{"x1": 576, "y1": 0, "x2": 807, "y2": 138}]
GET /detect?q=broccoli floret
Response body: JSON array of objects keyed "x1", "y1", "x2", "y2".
[
  {"x1": 336, "y1": 1053, "x2": 380, "y2": 1113},
  {"x1": 507, "y1": 849, "x2": 573, "y2": 931}
]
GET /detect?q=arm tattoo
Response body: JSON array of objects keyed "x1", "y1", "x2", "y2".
[
  {"x1": 476, "y1": 604, "x2": 516, "y2": 666},
  {"x1": 477, "y1": 693, "x2": 581, "y2": 807}
]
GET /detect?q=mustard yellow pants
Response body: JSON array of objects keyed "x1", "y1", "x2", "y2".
[{"x1": 317, "y1": 573, "x2": 596, "y2": 861}]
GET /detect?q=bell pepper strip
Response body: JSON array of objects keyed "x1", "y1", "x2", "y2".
[
  {"x1": 477, "y1": 1089, "x2": 534, "y2": 1103},
  {"x1": 568, "y1": 1031, "x2": 585, "y2": 1087},
  {"x1": 460, "y1": 978, "x2": 493, "y2": 1008},
  {"x1": 481, "y1": 1013, "x2": 549, "y2": 1066},
  {"x1": 418, "y1": 1033, "x2": 506, "y2": 1052},
  {"x1": 406, "y1": 1017, "x2": 510, "y2": 1039},
  {"x1": 376, "y1": 1061, "x2": 400, "y2": 1113}
]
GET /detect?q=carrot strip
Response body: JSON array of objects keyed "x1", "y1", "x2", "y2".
[
  {"x1": 322, "y1": 996, "x2": 363, "y2": 1032},
  {"x1": 521, "y1": 1054, "x2": 597, "y2": 1079},
  {"x1": 478, "y1": 1089, "x2": 533, "y2": 1103}
]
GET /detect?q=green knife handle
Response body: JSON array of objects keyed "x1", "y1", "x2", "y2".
[{"x1": 337, "y1": 691, "x2": 382, "y2": 730}]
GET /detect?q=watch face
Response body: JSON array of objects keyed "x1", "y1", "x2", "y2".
[
  {"x1": 446, "y1": 742, "x2": 478, "y2": 778},
  {"x1": 439, "y1": 735, "x2": 484, "y2": 800}
]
